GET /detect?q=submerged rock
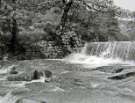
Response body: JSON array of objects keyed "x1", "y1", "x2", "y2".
[
  {"x1": 94, "y1": 66, "x2": 124, "y2": 73},
  {"x1": 7, "y1": 69, "x2": 53, "y2": 82},
  {"x1": 7, "y1": 70, "x2": 43, "y2": 81},
  {"x1": 16, "y1": 98, "x2": 46, "y2": 103},
  {"x1": 112, "y1": 68, "x2": 124, "y2": 73},
  {"x1": 108, "y1": 71, "x2": 135, "y2": 80}
]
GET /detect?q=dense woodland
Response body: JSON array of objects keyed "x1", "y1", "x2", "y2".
[{"x1": 0, "y1": 0, "x2": 134, "y2": 60}]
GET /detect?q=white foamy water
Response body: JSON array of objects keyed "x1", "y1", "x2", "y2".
[
  {"x1": 64, "y1": 42, "x2": 135, "y2": 68},
  {"x1": 0, "y1": 92, "x2": 19, "y2": 103},
  {"x1": 0, "y1": 77, "x2": 45, "y2": 103},
  {"x1": 0, "y1": 65, "x2": 17, "y2": 75},
  {"x1": 8, "y1": 76, "x2": 45, "y2": 88},
  {"x1": 0, "y1": 88, "x2": 31, "y2": 103},
  {"x1": 0, "y1": 68, "x2": 9, "y2": 74},
  {"x1": 65, "y1": 53, "x2": 135, "y2": 68},
  {"x1": 1, "y1": 41, "x2": 135, "y2": 103}
]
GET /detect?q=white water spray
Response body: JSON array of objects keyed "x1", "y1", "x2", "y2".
[
  {"x1": 0, "y1": 65, "x2": 17, "y2": 75},
  {"x1": 0, "y1": 92, "x2": 19, "y2": 103},
  {"x1": 64, "y1": 42, "x2": 135, "y2": 68}
]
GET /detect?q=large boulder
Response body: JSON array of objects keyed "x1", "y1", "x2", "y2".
[
  {"x1": 9, "y1": 67, "x2": 18, "y2": 74},
  {"x1": 94, "y1": 65, "x2": 124, "y2": 73},
  {"x1": 32, "y1": 70, "x2": 42, "y2": 80},
  {"x1": 7, "y1": 70, "x2": 41, "y2": 81},
  {"x1": 7, "y1": 69, "x2": 53, "y2": 82},
  {"x1": 43, "y1": 70, "x2": 52, "y2": 82}
]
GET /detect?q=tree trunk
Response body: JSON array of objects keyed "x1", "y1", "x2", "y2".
[
  {"x1": 60, "y1": 0, "x2": 73, "y2": 35},
  {"x1": 9, "y1": 17, "x2": 18, "y2": 55},
  {"x1": 0, "y1": 0, "x2": 1, "y2": 8},
  {"x1": 55, "y1": 0, "x2": 73, "y2": 56}
]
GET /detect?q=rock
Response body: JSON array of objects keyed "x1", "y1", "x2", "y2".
[
  {"x1": 44, "y1": 70, "x2": 52, "y2": 78},
  {"x1": 112, "y1": 68, "x2": 124, "y2": 73},
  {"x1": 7, "y1": 72, "x2": 32, "y2": 81},
  {"x1": 32, "y1": 70, "x2": 41, "y2": 80},
  {"x1": 43, "y1": 70, "x2": 52, "y2": 82},
  {"x1": 93, "y1": 66, "x2": 115, "y2": 73},
  {"x1": 108, "y1": 71, "x2": 135, "y2": 80},
  {"x1": 7, "y1": 70, "x2": 43, "y2": 81},
  {"x1": 9, "y1": 67, "x2": 18, "y2": 74},
  {"x1": 7, "y1": 69, "x2": 52, "y2": 82},
  {"x1": 16, "y1": 98, "x2": 46, "y2": 103},
  {"x1": 94, "y1": 66, "x2": 124, "y2": 73}
]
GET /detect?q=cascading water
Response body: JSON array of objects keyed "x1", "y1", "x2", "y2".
[
  {"x1": 64, "y1": 41, "x2": 135, "y2": 68},
  {"x1": 84, "y1": 41, "x2": 135, "y2": 60}
]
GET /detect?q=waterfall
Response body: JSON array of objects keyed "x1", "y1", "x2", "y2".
[
  {"x1": 64, "y1": 41, "x2": 135, "y2": 67},
  {"x1": 84, "y1": 41, "x2": 135, "y2": 60}
]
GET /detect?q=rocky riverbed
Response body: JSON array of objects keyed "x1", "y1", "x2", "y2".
[{"x1": 0, "y1": 59, "x2": 135, "y2": 103}]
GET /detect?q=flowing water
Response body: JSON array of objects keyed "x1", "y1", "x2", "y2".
[
  {"x1": 1, "y1": 41, "x2": 135, "y2": 103},
  {"x1": 65, "y1": 41, "x2": 135, "y2": 68}
]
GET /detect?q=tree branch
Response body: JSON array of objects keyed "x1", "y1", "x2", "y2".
[
  {"x1": 60, "y1": 0, "x2": 73, "y2": 34},
  {"x1": 79, "y1": 0, "x2": 111, "y2": 13}
]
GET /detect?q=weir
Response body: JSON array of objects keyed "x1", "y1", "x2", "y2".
[
  {"x1": 82, "y1": 41, "x2": 135, "y2": 61},
  {"x1": 65, "y1": 41, "x2": 135, "y2": 67}
]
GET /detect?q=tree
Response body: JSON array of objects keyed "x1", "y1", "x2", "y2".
[
  {"x1": 0, "y1": 0, "x2": 24, "y2": 58},
  {"x1": 0, "y1": 0, "x2": 1, "y2": 8},
  {"x1": 5, "y1": 0, "x2": 19, "y2": 56},
  {"x1": 59, "y1": 0, "x2": 73, "y2": 34},
  {"x1": 9, "y1": 16, "x2": 18, "y2": 54},
  {"x1": 0, "y1": 0, "x2": 123, "y2": 59}
]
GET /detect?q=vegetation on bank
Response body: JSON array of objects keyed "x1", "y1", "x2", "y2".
[{"x1": 0, "y1": 0, "x2": 132, "y2": 60}]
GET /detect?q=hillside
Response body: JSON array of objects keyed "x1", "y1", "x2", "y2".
[{"x1": 0, "y1": 0, "x2": 125, "y2": 60}]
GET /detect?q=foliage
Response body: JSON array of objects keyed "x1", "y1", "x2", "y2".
[{"x1": 0, "y1": 0, "x2": 124, "y2": 60}]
